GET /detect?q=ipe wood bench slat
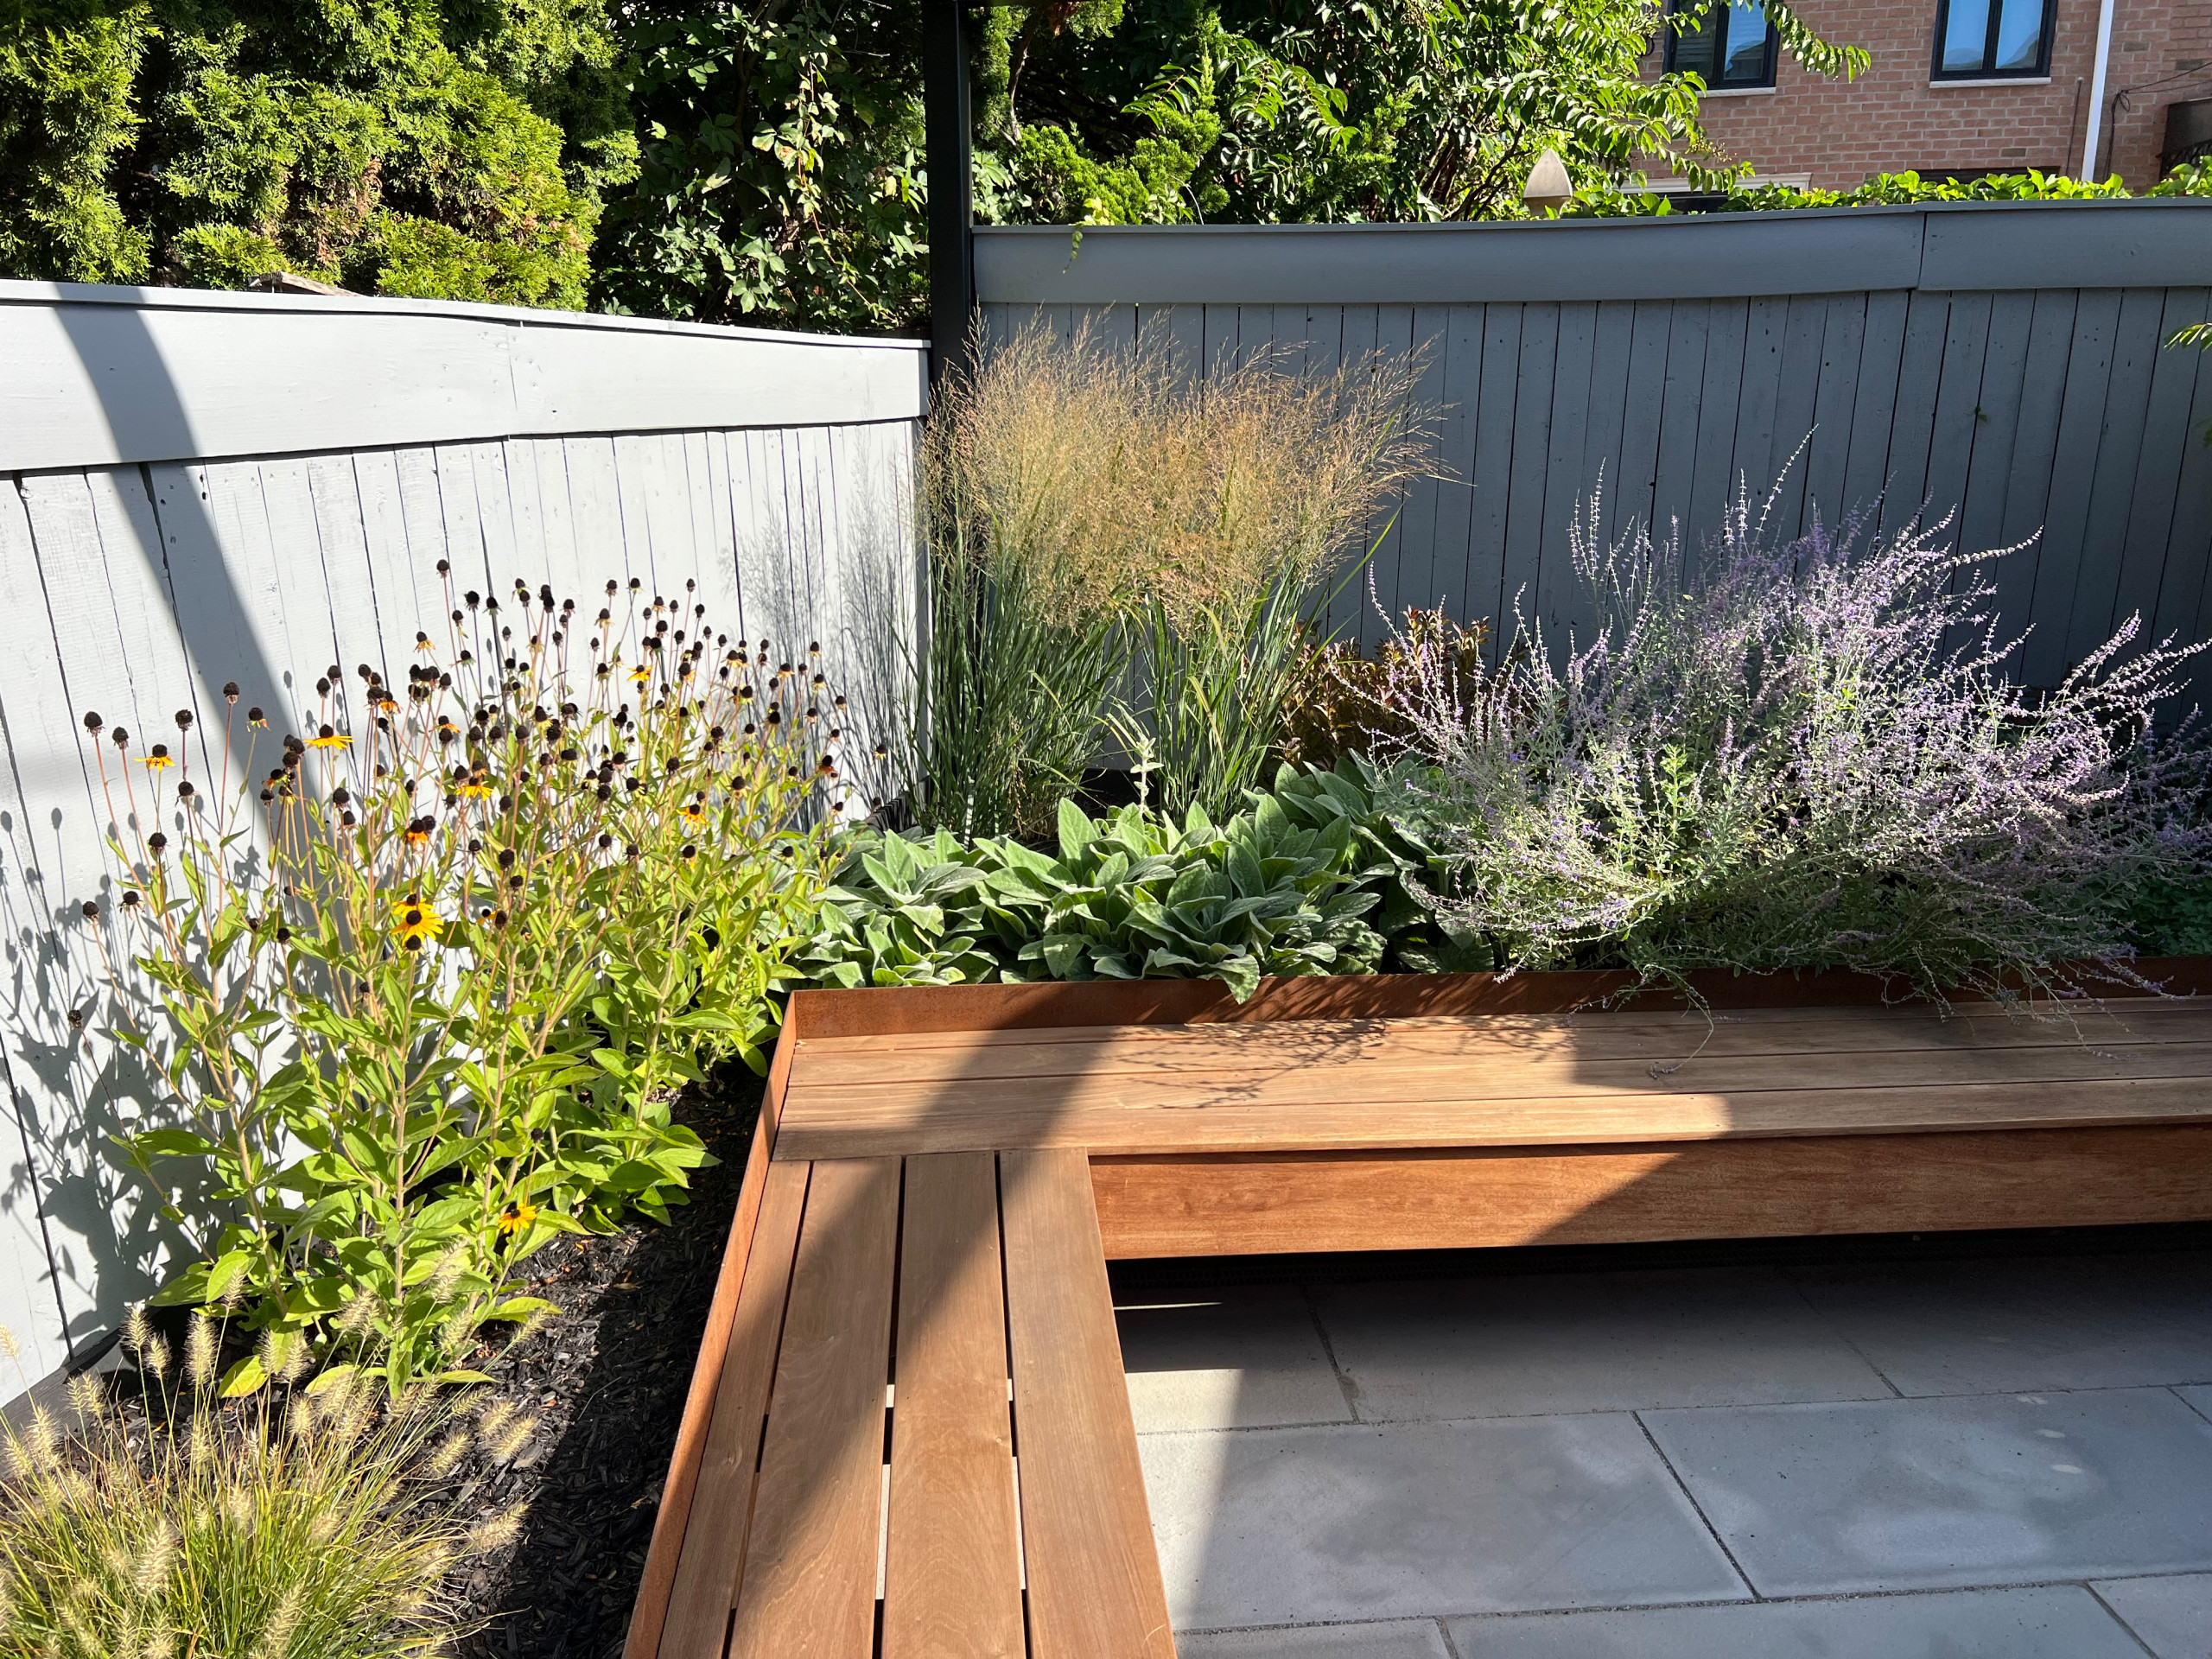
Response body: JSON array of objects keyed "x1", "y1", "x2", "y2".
[
  {"x1": 626, "y1": 969, "x2": 2212, "y2": 1659},
  {"x1": 883, "y1": 1152, "x2": 1024, "y2": 1659},
  {"x1": 729, "y1": 1156, "x2": 902, "y2": 1656},
  {"x1": 1001, "y1": 1149, "x2": 1179, "y2": 1659},
  {"x1": 788, "y1": 1000, "x2": 2212, "y2": 1077}
]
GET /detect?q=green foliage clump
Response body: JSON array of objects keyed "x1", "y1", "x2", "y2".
[
  {"x1": 592, "y1": 0, "x2": 1864, "y2": 331},
  {"x1": 97, "y1": 574, "x2": 834, "y2": 1392},
  {"x1": 0, "y1": 1, "x2": 632, "y2": 307},
  {"x1": 1561, "y1": 164, "x2": 2212, "y2": 219},
  {"x1": 804, "y1": 759, "x2": 1487, "y2": 999},
  {"x1": 802, "y1": 785, "x2": 1394, "y2": 1002},
  {"x1": 0, "y1": 1315, "x2": 494, "y2": 1658},
  {"x1": 594, "y1": 0, "x2": 926, "y2": 330}
]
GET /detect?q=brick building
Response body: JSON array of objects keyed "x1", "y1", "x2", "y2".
[{"x1": 1637, "y1": 0, "x2": 2212, "y2": 191}]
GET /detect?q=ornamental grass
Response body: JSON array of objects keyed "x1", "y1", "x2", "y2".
[
  {"x1": 913, "y1": 319, "x2": 1436, "y2": 835},
  {"x1": 0, "y1": 1314, "x2": 504, "y2": 1659}
]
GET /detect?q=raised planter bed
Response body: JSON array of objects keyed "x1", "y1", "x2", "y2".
[{"x1": 625, "y1": 961, "x2": 2212, "y2": 1659}]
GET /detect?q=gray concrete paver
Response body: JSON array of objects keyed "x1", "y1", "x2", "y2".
[
  {"x1": 1442, "y1": 1586, "x2": 2154, "y2": 1656},
  {"x1": 1118, "y1": 1284, "x2": 1351, "y2": 1432},
  {"x1": 2093, "y1": 1573, "x2": 2212, "y2": 1659},
  {"x1": 1137, "y1": 1415, "x2": 1749, "y2": 1629},
  {"x1": 1643, "y1": 1386, "x2": 2212, "y2": 1596},
  {"x1": 1784, "y1": 1250, "x2": 2212, "y2": 1396},
  {"x1": 1308, "y1": 1268, "x2": 1894, "y2": 1420}
]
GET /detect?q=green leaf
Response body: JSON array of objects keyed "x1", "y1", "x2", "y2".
[
  {"x1": 218, "y1": 1353, "x2": 268, "y2": 1397},
  {"x1": 147, "y1": 1263, "x2": 212, "y2": 1307},
  {"x1": 132, "y1": 1128, "x2": 219, "y2": 1159}
]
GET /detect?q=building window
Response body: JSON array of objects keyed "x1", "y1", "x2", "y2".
[
  {"x1": 1668, "y1": 0, "x2": 1779, "y2": 89},
  {"x1": 1932, "y1": 0, "x2": 2055, "y2": 79}
]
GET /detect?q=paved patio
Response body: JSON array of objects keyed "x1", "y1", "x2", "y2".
[{"x1": 1114, "y1": 1235, "x2": 2212, "y2": 1658}]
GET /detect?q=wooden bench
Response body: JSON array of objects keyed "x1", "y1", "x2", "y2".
[{"x1": 625, "y1": 966, "x2": 2212, "y2": 1659}]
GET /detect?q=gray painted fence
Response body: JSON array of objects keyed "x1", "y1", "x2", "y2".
[
  {"x1": 0, "y1": 281, "x2": 928, "y2": 1385},
  {"x1": 979, "y1": 200, "x2": 2212, "y2": 690}
]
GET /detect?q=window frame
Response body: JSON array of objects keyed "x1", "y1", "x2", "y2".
[
  {"x1": 1665, "y1": 0, "x2": 1782, "y2": 92},
  {"x1": 1929, "y1": 0, "x2": 2058, "y2": 81}
]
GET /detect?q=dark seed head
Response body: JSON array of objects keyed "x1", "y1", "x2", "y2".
[
  {"x1": 82, "y1": 711, "x2": 102, "y2": 733},
  {"x1": 80, "y1": 901, "x2": 98, "y2": 920}
]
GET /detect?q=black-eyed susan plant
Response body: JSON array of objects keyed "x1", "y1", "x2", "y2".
[
  {"x1": 86, "y1": 570, "x2": 845, "y2": 1393},
  {"x1": 0, "y1": 1312, "x2": 505, "y2": 1659}
]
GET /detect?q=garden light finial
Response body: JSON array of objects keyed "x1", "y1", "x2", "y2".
[{"x1": 1522, "y1": 149, "x2": 1573, "y2": 214}]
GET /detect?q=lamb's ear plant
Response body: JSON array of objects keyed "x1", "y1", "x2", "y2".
[
  {"x1": 0, "y1": 1313, "x2": 505, "y2": 1659},
  {"x1": 89, "y1": 571, "x2": 837, "y2": 1392},
  {"x1": 1378, "y1": 477, "x2": 2212, "y2": 1004}
]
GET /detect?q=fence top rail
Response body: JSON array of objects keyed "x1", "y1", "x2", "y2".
[
  {"x1": 0, "y1": 282, "x2": 928, "y2": 474},
  {"x1": 975, "y1": 197, "x2": 2212, "y2": 306},
  {"x1": 0, "y1": 278, "x2": 931, "y2": 351}
]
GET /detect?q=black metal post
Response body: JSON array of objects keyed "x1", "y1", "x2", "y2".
[{"x1": 925, "y1": 0, "x2": 976, "y2": 391}]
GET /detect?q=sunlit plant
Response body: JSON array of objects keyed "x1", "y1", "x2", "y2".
[
  {"x1": 0, "y1": 1313, "x2": 503, "y2": 1659},
  {"x1": 86, "y1": 570, "x2": 840, "y2": 1392},
  {"x1": 1378, "y1": 480, "x2": 2212, "y2": 1002}
]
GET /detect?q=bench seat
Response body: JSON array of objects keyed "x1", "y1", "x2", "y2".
[{"x1": 626, "y1": 969, "x2": 2212, "y2": 1659}]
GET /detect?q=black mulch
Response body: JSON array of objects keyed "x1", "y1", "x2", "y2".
[{"x1": 448, "y1": 1065, "x2": 761, "y2": 1659}]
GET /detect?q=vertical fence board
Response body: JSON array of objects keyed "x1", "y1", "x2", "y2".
[
  {"x1": 2024, "y1": 290, "x2": 2121, "y2": 684},
  {"x1": 1803, "y1": 294, "x2": 1865, "y2": 531},
  {"x1": 1730, "y1": 296, "x2": 1791, "y2": 514},
  {"x1": 1501, "y1": 304, "x2": 1559, "y2": 632},
  {"x1": 1612, "y1": 301, "x2": 1674, "y2": 545},
  {"x1": 1768, "y1": 295, "x2": 1831, "y2": 533},
  {"x1": 1425, "y1": 306, "x2": 1484, "y2": 620},
  {"x1": 1924, "y1": 293, "x2": 1995, "y2": 560},
  {"x1": 2111, "y1": 289, "x2": 2210, "y2": 643},
  {"x1": 2063, "y1": 288, "x2": 2171, "y2": 666},
  {"x1": 1536, "y1": 302, "x2": 1599, "y2": 642},
  {"x1": 1467, "y1": 305, "x2": 1522, "y2": 642},
  {"x1": 2154, "y1": 334, "x2": 2212, "y2": 652},
  {"x1": 1840, "y1": 291, "x2": 1911, "y2": 515},
  {"x1": 1688, "y1": 301, "x2": 1751, "y2": 542},
  {"x1": 1650, "y1": 301, "x2": 1710, "y2": 550},
  {"x1": 1958, "y1": 292, "x2": 2036, "y2": 580},
  {"x1": 1880, "y1": 291, "x2": 1955, "y2": 536},
  {"x1": 1581, "y1": 300, "x2": 1638, "y2": 547}
]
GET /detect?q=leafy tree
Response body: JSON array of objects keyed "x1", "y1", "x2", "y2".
[
  {"x1": 0, "y1": 0, "x2": 632, "y2": 307},
  {"x1": 592, "y1": 0, "x2": 1862, "y2": 332},
  {"x1": 594, "y1": 0, "x2": 928, "y2": 329}
]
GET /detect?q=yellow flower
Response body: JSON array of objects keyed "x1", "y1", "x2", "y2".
[
  {"x1": 457, "y1": 772, "x2": 495, "y2": 799},
  {"x1": 391, "y1": 896, "x2": 443, "y2": 946},
  {"x1": 308, "y1": 725, "x2": 350, "y2": 750},
  {"x1": 629, "y1": 665, "x2": 652, "y2": 686},
  {"x1": 143, "y1": 747, "x2": 175, "y2": 772},
  {"x1": 497, "y1": 1201, "x2": 539, "y2": 1237}
]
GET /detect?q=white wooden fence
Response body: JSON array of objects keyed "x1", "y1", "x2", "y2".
[{"x1": 0, "y1": 281, "x2": 929, "y2": 1386}]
